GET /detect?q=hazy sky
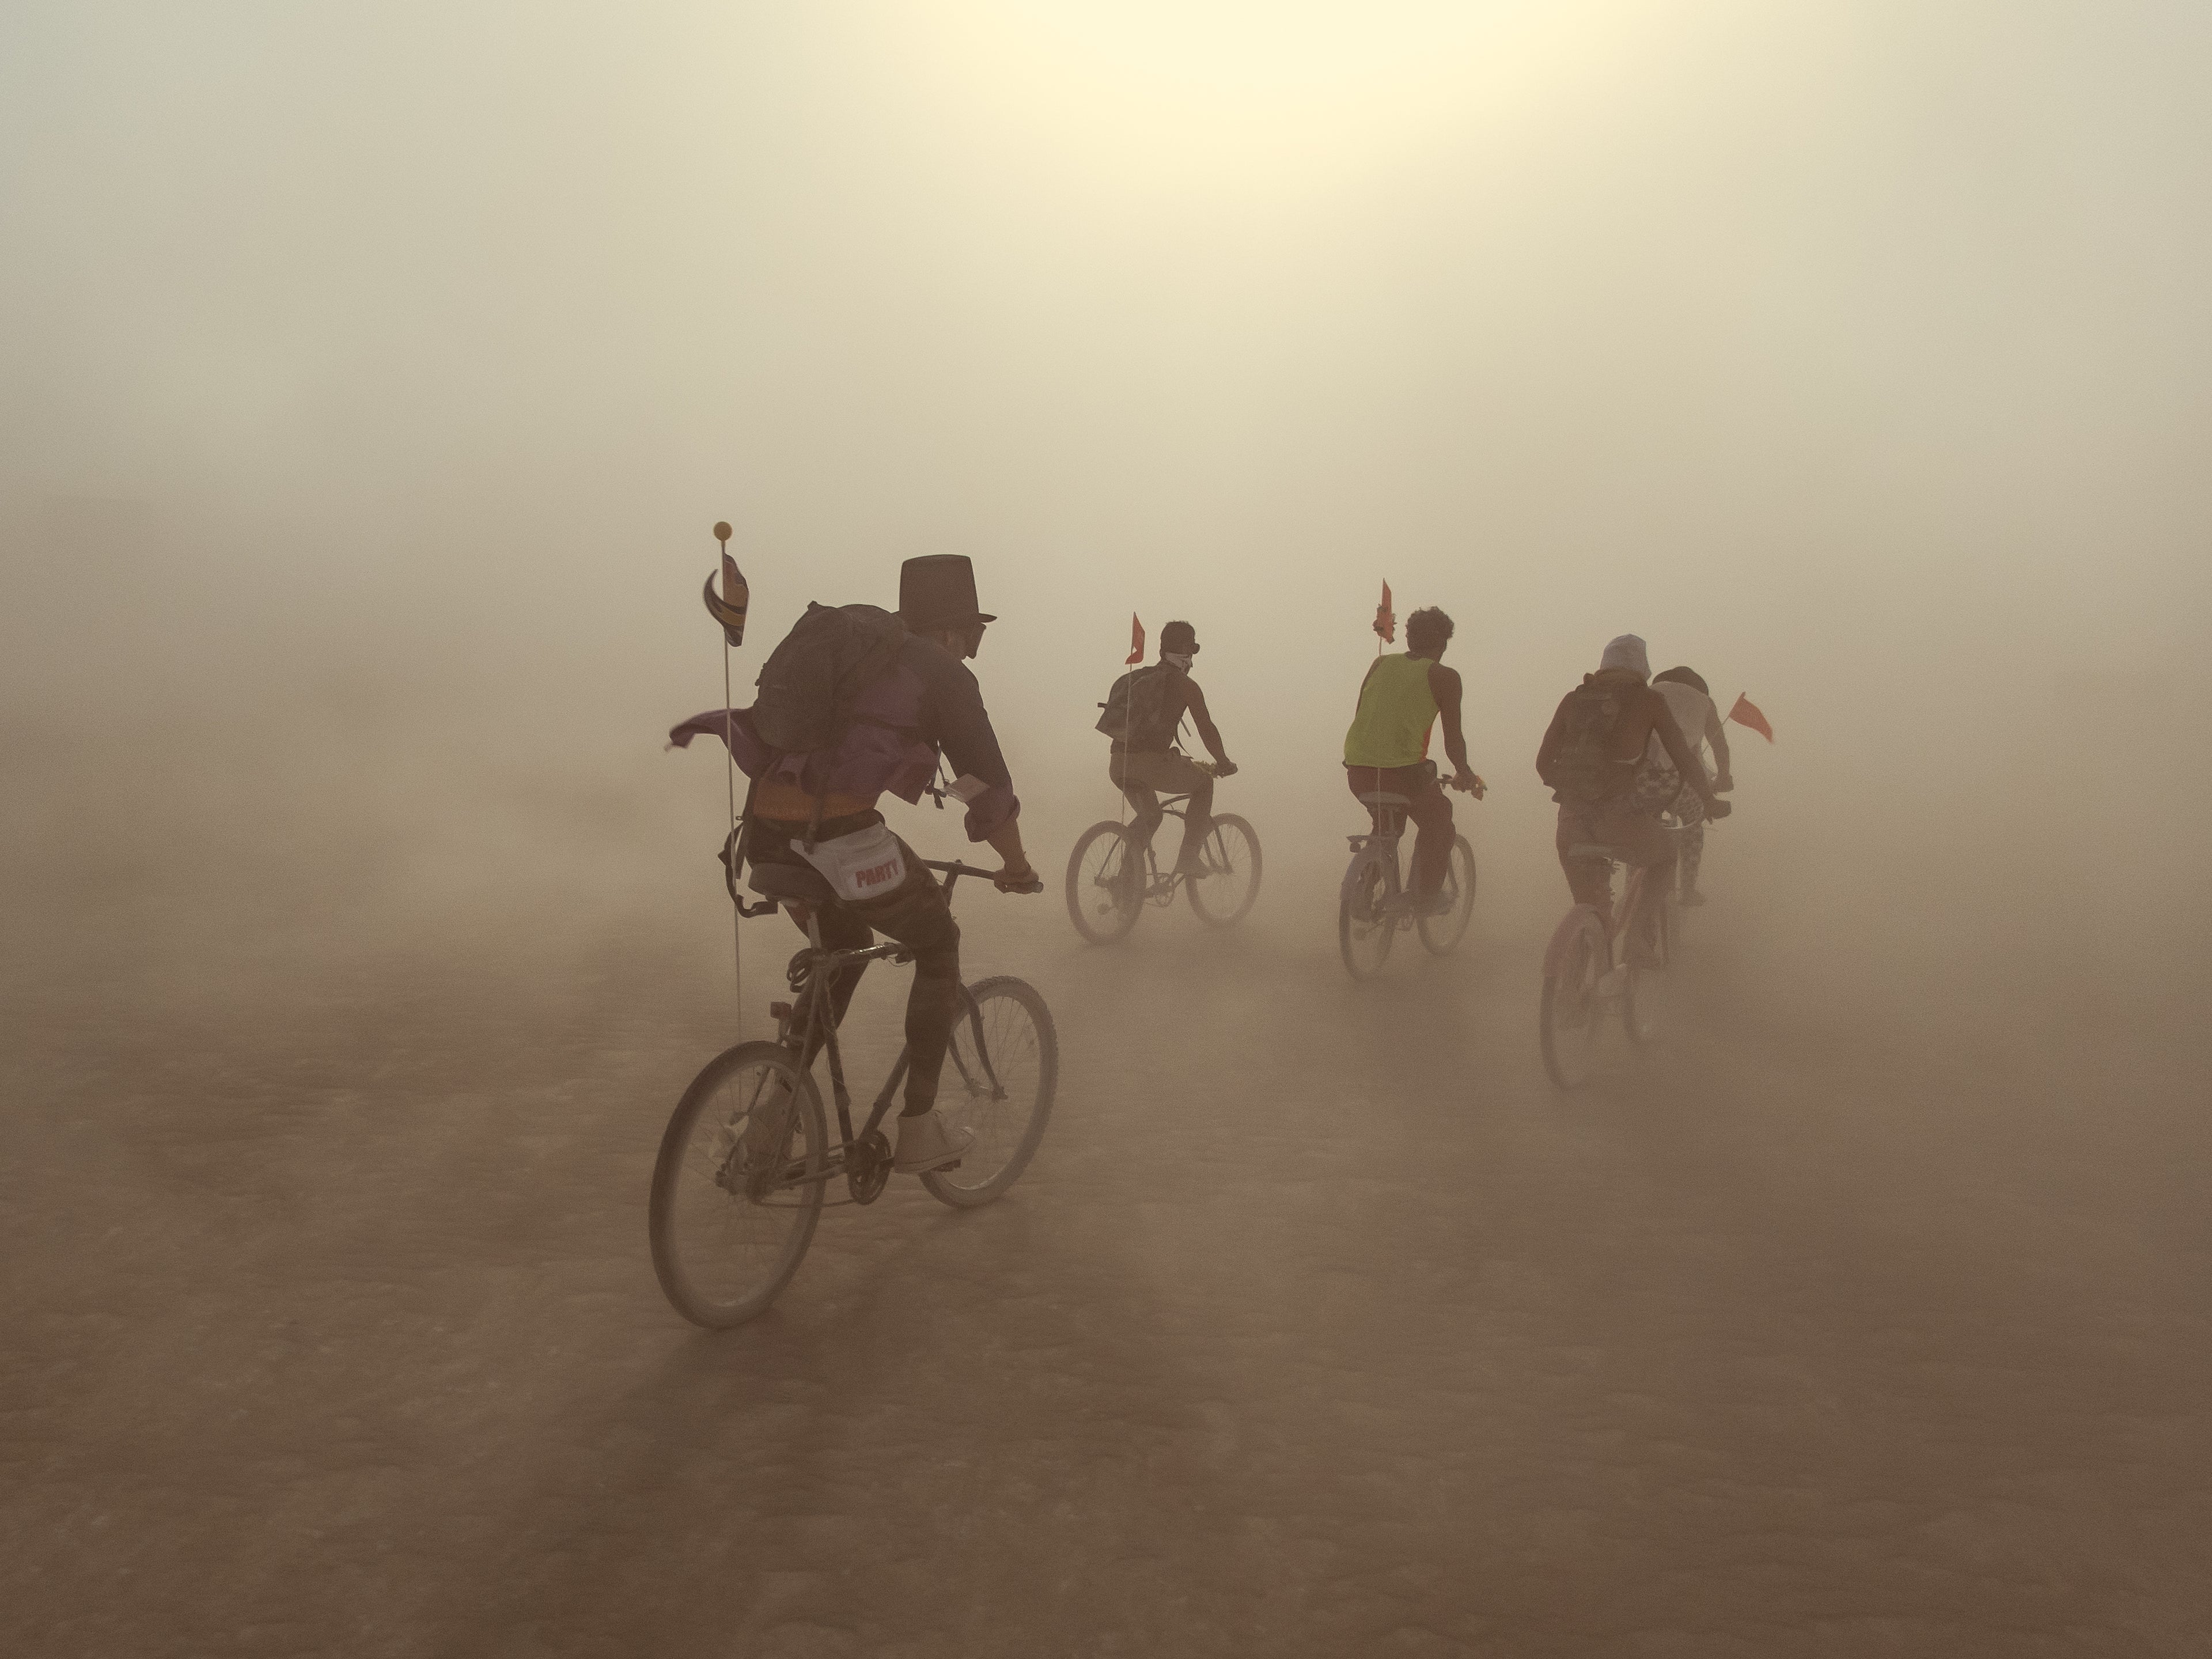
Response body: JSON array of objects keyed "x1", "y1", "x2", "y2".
[{"x1": 5, "y1": 1, "x2": 2209, "y2": 846}]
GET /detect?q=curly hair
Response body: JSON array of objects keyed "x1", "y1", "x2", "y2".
[{"x1": 1405, "y1": 606, "x2": 1455, "y2": 654}]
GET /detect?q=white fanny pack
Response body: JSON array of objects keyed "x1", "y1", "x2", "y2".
[{"x1": 794, "y1": 820, "x2": 910, "y2": 904}]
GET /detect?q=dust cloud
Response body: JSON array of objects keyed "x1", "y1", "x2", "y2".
[{"x1": 6, "y1": 2, "x2": 2210, "y2": 1654}]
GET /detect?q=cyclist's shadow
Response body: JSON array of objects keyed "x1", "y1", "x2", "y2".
[{"x1": 420, "y1": 1196, "x2": 1244, "y2": 1656}]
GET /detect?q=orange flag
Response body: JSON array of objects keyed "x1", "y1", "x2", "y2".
[
  {"x1": 1126, "y1": 613, "x2": 1145, "y2": 666},
  {"x1": 1728, "y1": 694, "x2": 1774, "y2": 743},
  {"x1": 1373, "y1": 581, "x2": 1395, "y2": 643}
]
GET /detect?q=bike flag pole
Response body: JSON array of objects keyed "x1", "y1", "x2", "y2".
[
  {"x1": 706, "y1": 520, "x2": 750, "y2": 1035},
  {"x1": 1121, "y1": 611, "x2": 1143, "y2": 831}
]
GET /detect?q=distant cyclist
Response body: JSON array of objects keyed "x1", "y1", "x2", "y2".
[
  {"x1": 1536, "y1": 634, "x2": 1727, "y2": 942},
  {"x1": 669, "y1": 554, "x2": 1037, "y2": 1176},
  {"x1": 1342, "y1": 606, "x2": 1484, "y2": 916},
  {"x1": 1648, "y1": 666, "x2": 1733, "y2": 906},
  {"x1": 1100, "y1": 619, "x2": 1238, "y2": 883}
]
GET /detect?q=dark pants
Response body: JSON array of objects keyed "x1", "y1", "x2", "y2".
[
  {"x1": 1554, "y1": 797, "x2": 1677, "y2": 917},
  {"x1": 748, "y1": 816, "x2": 961, "y2": 1116},
  {"x1": 1344, "y1": 763, "x2": 1453, "y2": 896},
  {"x1": 1111, "y1": 749, "x2": 1214, "y2": 871}
]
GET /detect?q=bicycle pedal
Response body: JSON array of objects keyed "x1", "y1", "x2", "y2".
[{"x1": 769, "y1": 1001, "x2": 794, "y2": 1021}]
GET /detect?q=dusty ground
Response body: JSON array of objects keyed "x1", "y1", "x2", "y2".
[{"x1": 5, "y1": 802, "x2": 2209, "y2": 1658}]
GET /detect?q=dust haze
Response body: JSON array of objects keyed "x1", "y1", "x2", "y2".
[{"x1": 6, "y1": 3, "x2": 2210, "y2": 1654}]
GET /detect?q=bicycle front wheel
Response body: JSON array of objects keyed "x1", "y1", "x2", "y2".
[
  {"x1": 1624, "y1": 896, "x2": 1673, "y2": 1044},
  {"x1": 649, "y1": 1042, "x2": 827, "y2": 1328},
  {"x1": 923, "y1": 976, "x2": 1059, "y2": 1209},
  {"x1": 1417, "y1": 835, "x2": 1478, "y2": 956},
  {"x1": 1338, "y1": 846, "x2": 1398, "y2": 980},
  {"x1": 1187, "y1": 813, "x2": 1262, "y2": 927},
  {"x1": 1540, "y1": 909, "x2": 1607, "y2": 1089},
  {"x1": 1065, "y1": 821, "x2": 1142, "y2": 945}
]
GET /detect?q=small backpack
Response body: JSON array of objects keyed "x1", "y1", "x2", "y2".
[
  {"x1": 1095, "y1": 664, "x2": 1181, "y2": 749},
  {"x1": 1544, "y1": 679, "x2": 1637, "y2": 804},
  {"x1": 751, "y1": 603, "x2": 908, "y2": 756}
]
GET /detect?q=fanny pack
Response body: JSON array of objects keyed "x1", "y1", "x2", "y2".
[{"x1": 793, "y1": 819, "x2": 910, "y2": 904}]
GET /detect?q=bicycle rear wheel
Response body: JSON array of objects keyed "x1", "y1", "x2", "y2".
[
  {"x1": 649, "y1": 1043, "x2": 827, "y2": 1328},
  {"x1": 1417, "y1": 835, "x2": 1478, "y2": 956},
  {"x1": 1540, "y1": 909, "x2": 1607, "y2": 1089},
  {"x1": 1338, "y1": 845, "x2": 1398, "y2": 980},
  {"x1": 923, "y1": 976, "x2": 1059, "y2": 1208},
  {"x1": 1187, "y1": 813, "x2": 1262, "y2": 927},
  {"x1": 1065, "y1": 821, "x2": 1142, "y2": 944}
]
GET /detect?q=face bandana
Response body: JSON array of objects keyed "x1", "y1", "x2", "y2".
[{"x1": 1164, "y1": 651, "x2": 1194, "y2": 671}]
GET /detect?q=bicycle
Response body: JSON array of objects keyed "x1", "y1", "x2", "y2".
[
  {"x1": 649, "y1": 858, "x2": 1058, "y2": 1328},
  {"x1": 1337, "y1": 789, "x2": 1478, "y2": 980},
  {"x1": 1065, "y1": 764, "x2": 1262, "y2": 944},
  {"x1": 1537, "y1": 825, "x2": 1695, "y2": 1088}
]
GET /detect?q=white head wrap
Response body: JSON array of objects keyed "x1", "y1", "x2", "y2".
[{"x1": 1599, "y1": 634, "x2": 1650, "y2": 679}]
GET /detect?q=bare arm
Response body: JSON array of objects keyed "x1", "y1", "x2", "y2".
[
  {"x1": 1651, "y1": 696, "x2": 1718, "y2": 804},
  {"x1": 1706, "y1": 705, "x2": 1733, "y2": 787},
  {"x1": 1183, "y1": 680, "x2": 1230, "y2": 767},
  {"x1": 1428, "y1": 663, "x2": 1482, "y2": 792},
  {"x1": 984, "y1": 817, "x2": 1035, "y2": 889}
]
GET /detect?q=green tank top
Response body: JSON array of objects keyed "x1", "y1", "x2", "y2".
[{"x1": 1343, "y1": 653, "x2": 1439, "y2": 768}]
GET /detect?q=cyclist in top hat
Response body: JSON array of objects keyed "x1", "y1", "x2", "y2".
[
  {"x1": 671, "y1": 553, "x2": 1036, "y2": 1176},
  {"x1": 1107, "y1": 619, "x2": 1238, "y2": 882}
]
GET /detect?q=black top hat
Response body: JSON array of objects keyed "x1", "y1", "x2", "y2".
[{"x1": 899, "y1": 555, "x2": 995, "y2": 631}]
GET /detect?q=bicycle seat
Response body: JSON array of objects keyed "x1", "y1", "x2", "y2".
[
  {"x1": 748, "y1": 861, "x2": 836, "y2": 904},
  {"x1": 1357, "y1": 792, "x2": 1411, "y2": 808}
]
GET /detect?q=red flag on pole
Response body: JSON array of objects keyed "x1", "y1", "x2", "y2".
[
  {"x1": 1126, "y1": 614, "x2": 1145, "y2": 666},
  {"x1": 1373, "y1": 581, "x2": 1395, "y2": 643},
  {"x1": 1727, "y1": 694, "x2": 1774, "y2": 743}
]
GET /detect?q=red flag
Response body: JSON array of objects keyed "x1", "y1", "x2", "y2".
[
  {"x1": 1126, "y1": 613, "x2": 1145, "y2": 666},
  {"x1": 1728, "y1": 694, "x2": 1774, "y2": 743},
  {"x1": 1373, "y1": 581, "x2": 1395, "y2": 643}
]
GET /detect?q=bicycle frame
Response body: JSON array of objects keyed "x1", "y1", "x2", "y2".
[
  {"x1": 756, "y1": 862, "x2": 1012, "y2": 1198},
  {"x1": 1116, "y1": 791, "x2": 1209, "y2": 900},
  {"x1": 1544, "y1": 840, "x2": 1671, "y2": 983},
  {"x1": 1344, "y1": 805, "x2": 1412, "y2": 914}
]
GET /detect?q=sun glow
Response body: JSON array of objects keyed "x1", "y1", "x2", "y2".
[{"x1": 899, "y1": 1, "x2": 1668, "y2": 198}]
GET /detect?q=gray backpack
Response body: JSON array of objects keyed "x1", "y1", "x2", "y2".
[
  {"x1": 1095, "y1": 665, "x2": 1181, "y2": 749},
  {"x1": 751, "y1": 603, "x2": 908, "y2": 756},
  {"x1": 1543, "y1": 680, "x2": 1636, "y2": 804}
]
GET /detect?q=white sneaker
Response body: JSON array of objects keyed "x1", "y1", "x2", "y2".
[{"x1": 893, "y1": 1109, "x2": 972, "y2": 1175}]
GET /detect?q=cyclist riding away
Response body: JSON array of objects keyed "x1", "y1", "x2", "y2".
[
  {"x1": 1649, "y1": 665, "x2": 1733, "y2": 906},
  {"x1": 668, "y1": 553, "x2": 1037, "y2": 1176},
  {"x1": 1535, "y1": 634, "x2": 1728, "y2": 949},
  {"x1": 1342, "y1": 606, "x2": 1484, "y2": 915},
  {"x1": 1100, "y1": 619, "x2": 1237, "y2": 884}
]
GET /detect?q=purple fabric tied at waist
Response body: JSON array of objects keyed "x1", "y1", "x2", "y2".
[{"x1": 669, "y1": 664, "x2": 1017, "y2": 842}]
